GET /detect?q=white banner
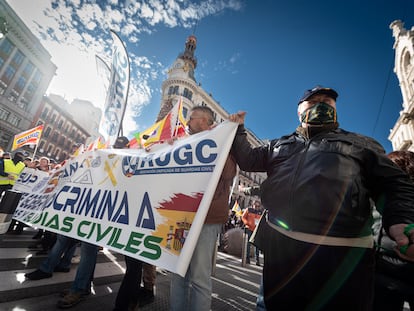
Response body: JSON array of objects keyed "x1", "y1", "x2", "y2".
[
  {"x1": 98, "y1": 30, "x2": 130, "y2": 145},
  {"x1": 12, "y1": 122, "x2": 237, "y2": 277}
]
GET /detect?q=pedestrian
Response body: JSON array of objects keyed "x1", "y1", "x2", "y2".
[
  {"x1": 241, "y1": 200, "x2": 262, "y2": 265},
  {"x1": 51, "y1": 143, "x2": 100, "y2": 309},
  {"x1": 0, "y1": 151, "x2": 25, "y2": 195},
  {"x1": 25, "y1": 234, "x2": 78, "y2": 280},
  {"x1": 112, "y1": 136, "x2": 156, "y2": 311},
  {"x1": 170, "y1": 106, "x2": 237, "y2": 311},
  {"x1": 2, "y1": 151, "x2": 26, "y2": 234},
  {"x1": 373, "y1": 150, "x2": 414, "y2": 311},
  {"x1": 29, "y1": 156, "x2": 57, "y2": 253},
  {"x1": 56, "y1": 241, "x2": 99, "y2": 308},
  {"x1": 229, "y1": 86, "x2": 414, "y2": 310}
]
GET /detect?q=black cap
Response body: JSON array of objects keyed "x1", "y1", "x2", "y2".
[
  {"x1": 113, "y1": 136, "x2": 129, "y2": 149},
  {"x1": 298, "y1": 86, "x2": 338, "y2": 105}
]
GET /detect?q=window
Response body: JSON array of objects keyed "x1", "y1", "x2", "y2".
[
  {"x1": 14, "y1": 76, "x2": 26, "y2": 93},
  {"x1": 23, "y1": 83, "x2": 36, "y2": 101},
  {"x1": 8, "y1": 89, "x2": 18, "y2": 102},
  {"x1": 57, "y1": 120, "x2": 63, "y2": 129},
  {"x1": 0, "y1": 38, "x2": 13, "y2": 55},
  {"x1": 44, "y1": 127, "x2": 51, "y2": 138},
  {"x1": 52, "y1": 131, "x2": 58, "y2": 142},
  {"x1": 32, "y1": 70, "x2": 43, "y2": 85},
  {"x1": 0, "y1": 107, "x2": 9, "y2": 120},
  {"x1": 182, "y1": 107, "x2": 188, "y2": 119},
  {"x1": 183, "y1": 88, "x2": 193, "y2": 100},
  {"x1": 168, "y1": 86, "x2": 174, "y2": 95},
  {"x1": 0, "y1": 80, "x2": 5, "y2": 94},
  {"x1": 2, "y1": 65, "x2": 16, "y2": 84},
  {"x1": 168, "y1": 85, "x2": 179, "y2": 95},
  {"x1": 9, "y1": 114, "x2": 20, "y2": 127},
  {"x1": 11, "y1": 50, "x2": 24, "y2": 67},
  {"x1": 41, "y1": 108, "x2": 49, "y2": 119},
  {"x1": 22, "y1": 62, "x2": 34, "y2": 78},
  {"x1": 18, "y1": 98, "x2": 29, "y2": 110}
]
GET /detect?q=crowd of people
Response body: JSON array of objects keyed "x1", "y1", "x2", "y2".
[{"x1": 2, "y1": 85, "x2": 414, "y2": 310}]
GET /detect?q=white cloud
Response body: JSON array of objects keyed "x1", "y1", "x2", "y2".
[{"x1": 6, "y1": 0, "x2": 243, "y2": 137}]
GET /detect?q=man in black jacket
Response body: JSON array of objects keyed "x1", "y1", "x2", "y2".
[{"x1": 229, "y1": 86, "x2": 414, "y2": 310}]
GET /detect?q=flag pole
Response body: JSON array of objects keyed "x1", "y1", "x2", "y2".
[{"x1": 32, "y1": 143, "x2": 39, "y2": 159}]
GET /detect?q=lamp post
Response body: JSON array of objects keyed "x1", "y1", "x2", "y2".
[{"x1": 0, "y1": 16, "x2": 8, "y2": 39}]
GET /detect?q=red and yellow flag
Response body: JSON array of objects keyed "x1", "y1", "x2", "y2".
[
  {"x1": 131, "y1": 98, "x2": 187, "y2": 149},
  {"x1": 231, "y1": 200, "x2": 242, "y2": 217},
  {"x1": 12, "y1": 124, "x2": 44, "y2": 151}
]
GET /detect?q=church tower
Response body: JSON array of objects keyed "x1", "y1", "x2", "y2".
[
  {"x1": 156, "y1": 35, "x2": 198, "y2": 121},
  {"x1": 388, "y1": 20, "x2": 414, "y2": 151},
  {"x1": 156, "y1": 34, "x2": 266, "y2": 209}
]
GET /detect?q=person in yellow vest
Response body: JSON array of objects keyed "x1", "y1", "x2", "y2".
[
  {"x1": 0, "y1": 151, "x2": 25, "y2": 193},
  {"x1": 1, "y1": 151, "x2": 26, "y2": 233}
]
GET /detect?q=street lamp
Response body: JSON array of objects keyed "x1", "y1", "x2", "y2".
[{"x1": 0, "y1": 16, "x2": 8, "y2": 39}]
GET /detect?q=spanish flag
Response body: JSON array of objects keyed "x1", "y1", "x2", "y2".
[{"x1": 12, "y1": 124, "x2": 44, "y2": 151}]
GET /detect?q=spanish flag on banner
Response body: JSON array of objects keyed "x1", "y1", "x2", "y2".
[
  {"x1": 232, "y1": 200, "x2": 242, "y2": 217},
  {"x1": 12, "y1": 124, "x2": 44, "y2": 151}
]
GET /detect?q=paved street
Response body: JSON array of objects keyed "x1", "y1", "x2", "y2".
[{"x1": 0, "y1": 227, "x2": 262, "y2": 311}]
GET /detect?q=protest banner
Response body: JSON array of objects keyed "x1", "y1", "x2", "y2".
[
  {"x1": 98, "y1": 30, "x2": 130, "y2": 145},
  {"x1": 12, "y1": 121, "x2": 238, "y2": 277}
]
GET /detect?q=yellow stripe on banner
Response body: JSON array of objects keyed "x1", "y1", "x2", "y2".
[{"x1": 104, "y1": 160, "x2": 118, "y2": 186}]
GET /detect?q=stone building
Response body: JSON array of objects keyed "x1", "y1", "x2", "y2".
[
  {"x1": 0, "y1": 0, "x2": 56, "y2": 150},
  {"x1": 389, "y1": 20, "x2": 414, "y2": 151},
  {"x1": 27, "y1": 95, "x2": 89, "y2": 162}
]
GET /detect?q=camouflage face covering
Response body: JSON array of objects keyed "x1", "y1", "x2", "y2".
[{"x1": 300, "y1": 102, "x2": 337, "y2": 125}]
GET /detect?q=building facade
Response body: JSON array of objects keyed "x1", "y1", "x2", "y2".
[
  {"x1": 0, "y1": 0, "x2": 57, "y2": 150},
  {"x1": 27, "y1": 95, "x2": 89, "y2": 162},
  {"x1": 159, "y1": 35, "x2": 265, "y2": 208},
  {"x1": 389, "y1": 20, "x2": 414, "y2": 151}
]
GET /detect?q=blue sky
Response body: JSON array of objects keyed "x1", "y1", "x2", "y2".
[{"x1": 6, "y1": 0, "x2": 414, "y2": 152}]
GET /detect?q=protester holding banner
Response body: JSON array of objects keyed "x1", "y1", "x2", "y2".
[
  {"x1": 228, "y1": 86, "x2": 414, "y2": 310},
  {"x1": 170, "y1": 106, "x2": 237, "y2": 311},
  {"x1": 2, "y1": 151, "x2": 26, "y2": 234},
  {"x1": 113, "y1": 136, "x2": 155, "y2": 311},
  {"x1": 28, "y1": 157, "x2": 58, "y2": 252},
  {"x1": 0, "y1": 151, "x2": 25, "y2": 188},
  {"x1": 25, "y1": 234, "x2": 79, "y2": 280},
  {"x1": 56, "y1": 241, "x2": 99, "y2": 308}
]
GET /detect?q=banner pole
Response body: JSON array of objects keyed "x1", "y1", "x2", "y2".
[{"x1": 32, "y1": 143, "x2": 39, "y2": 159}]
